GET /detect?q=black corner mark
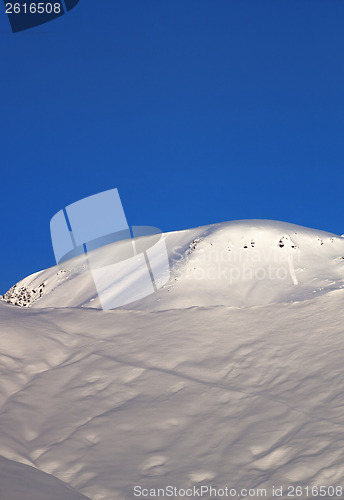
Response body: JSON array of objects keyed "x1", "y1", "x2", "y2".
[{"x1": 4, "y1": 0, "x2": 80, "y2": 33}]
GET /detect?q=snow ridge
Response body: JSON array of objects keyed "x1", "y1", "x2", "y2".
[{"x1": 3, "y1": 219, "x2": 344, "y2": 310}]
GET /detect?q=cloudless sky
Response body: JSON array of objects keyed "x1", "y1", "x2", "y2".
[{"x1": 1, "y1": 0, "x2": 344, "y2": 293}]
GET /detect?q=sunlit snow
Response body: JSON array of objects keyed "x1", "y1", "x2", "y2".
[{"x1": 1, "y1": 220, "x2": 344, "y2": 500}]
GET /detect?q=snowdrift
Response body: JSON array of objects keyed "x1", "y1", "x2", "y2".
[{"x1": 1, "y1": 220, "x2": 344, "y2": 500}]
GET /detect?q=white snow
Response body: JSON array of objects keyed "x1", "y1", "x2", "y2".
[
  {"x1": 4, "y1": 219, "x2": 344, "y2": 310},
  {"x1": 1, "y1": 219, "x2": 344, "y2": 499}
]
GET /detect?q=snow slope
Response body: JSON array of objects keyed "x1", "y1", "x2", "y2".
[
  {"x1": 0, "y1": 456, "x2": 90, "y2": 500},
  {"x1": 1, "y1": 220, "x2": 344, "y2": 500},
  {"x1": 3, "y1": 220, "x2": 344, "y2": 310}
]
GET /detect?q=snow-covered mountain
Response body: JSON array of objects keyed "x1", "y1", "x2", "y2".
[
  {"x1": 2, "y1": 220, "x2": 344, "y2": 500},
  {"x1": 3, "y1": 219, "x2": 344, "y2": 310}
]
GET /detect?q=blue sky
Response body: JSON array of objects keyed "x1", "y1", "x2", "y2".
[{"x1": 1, "y1": 0, "x2": 344, "y2": 293}]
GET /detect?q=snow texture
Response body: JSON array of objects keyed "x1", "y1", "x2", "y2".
[{"x1": 1, "y1": 220, "x2": 344, "y2": 499}]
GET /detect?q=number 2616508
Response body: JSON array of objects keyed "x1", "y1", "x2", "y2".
[{"x1": 6, "y1": 3, "x2": 62, "y2": 14}]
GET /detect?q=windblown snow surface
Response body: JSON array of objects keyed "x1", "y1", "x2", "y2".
[{"x1": 2, "y1": 220, "x2": 344, "y2": 500}]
